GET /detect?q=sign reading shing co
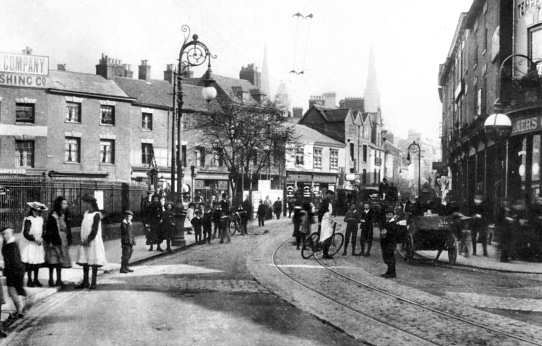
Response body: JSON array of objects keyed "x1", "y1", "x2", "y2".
[{"x1": 0, "y1": 52, "x2": 49, "y2": 88}]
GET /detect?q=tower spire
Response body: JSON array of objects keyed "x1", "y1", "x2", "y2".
[
  {"x1": 261, "y1": 44, "x2": 270, "y2": 97},
  {"x1": 364, "y1": 46, "x2": 380, "y2": 113}
]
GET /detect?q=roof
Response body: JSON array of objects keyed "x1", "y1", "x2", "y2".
[
  {"x1": 293, "y1": 124, "x2": 344, "y2": 147},
  {"x1": 47, "y1": 70, "x2": 129, "y2": 98},
  {"x1": 114, "y1": 77, "x2": 220, "y2": 112},
  {"x1": 313, "y1": 105, "x2": 350, "y2": 122}
]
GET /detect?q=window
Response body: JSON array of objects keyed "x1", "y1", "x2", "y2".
[
  {"x1": 15, "y1": 140, "x2": 34, "y2": 167},
  {"x1": 100, "y1": 139, "x2": 115, "y2": 164},
  {"x1": 141, "y1": 143, "x2": 154, "y2": 165},
  {"x1": 100, "y1": 105, "x2": 115, "y2": 125},
  {"x1": 349, "y1": 143, "x2": 355, "y2": 161},
  {"x1": 529, "y1": 25, "x2": 542, "y2": 74},
  {"x1": 313, "y1": 147, "x2": 322, "y2": 169},
  {"x1": 483, "y1": 27, "x2": 488, "y2": 52},
  {"x1": 481, "y1": 78, "x2": 487, "y2": 116},
  {"x1": 195, "y1": 147, "x2": 205, "y2": 167},
  {"x1": 363, "y1": 145, "x2": 368, "y2": 162},
  {"x1": 64, "y1": 137, "x2": 80, "y2": 163},
  {"x1": 295, "y1": 146, "x2": 304, "y2": 166},
  {"x1": 330, "y1": 149, "x2": 339, "y2": 170},
  {"x1": 181, "y1": 145, "x2": 187, "y2": 167},
  {"x1": 65, "y1": 102, "x2": 81, "y2": 123},
  {"x1": 362, "y1": 169, "x2": 367, "y2": 185},
  {"x1": 142, "y1": 112, "x2": 153, "y2": 130},
  {"x1": 212, "y1": 150, "x2": 223, "y2": 167},
  {"x1": 15, "y1": 103, "x2": 34, "y2": 123}
]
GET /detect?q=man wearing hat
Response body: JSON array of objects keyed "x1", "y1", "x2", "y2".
[
  {"x1": 380, "y1": 207, "x2": 399, "y2": 278},
  {"x1": 120, "y1": 210, "x2": 135, "y2": 273},
  {"x1": 470, "y1": 194, "x2": 488, "y2": 256}
]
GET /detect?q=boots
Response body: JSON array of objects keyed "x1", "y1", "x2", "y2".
[
  {"x1": 32, "y1": 268, "x2": 42, "y2": 287},
  {"x1": 55, "y1": 267, "x2": 63, "y2": 287},
  {"x1": 166, "y1": 239, "x2": 172, "y2": 252},
  {"x1": 26, "y1": 270, "x2": 34, "y2": 287},
  {"x1": 148, "y1": 244, "x2": 153, "y2": 251},
  {"x1": 48, "y1": 267, "x2": 55, "y2": 287},
  {"x1": 75, "y1": 266, "x2": 90, "y2": 289},
  {"x1": 89, "y1": 267, "x2": 98, "y2": 289},
  {"x1": 120, "y1": 261, "x2": 129, "y2": 274}
]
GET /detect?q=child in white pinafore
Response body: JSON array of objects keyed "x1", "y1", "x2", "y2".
[
  {"x1": 20, "y1": 202, "x2": 48, "y2": 287},
  {"x1": 76, "y1": 195, "x2": 106, "y2": 289}
]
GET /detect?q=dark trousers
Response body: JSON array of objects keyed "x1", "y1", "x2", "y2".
[
  {"x1": 241, "y1": 220, "x2": 248, "y2": 235},
  {"x1": 258, "y1": 216, "x2": 265, "y2": 227},
  {"x1": 343, "y1": 223, "x2": 358, "y2": 255},
  {"x1": 121, "y1": 245, "x2": 133, "y2": 270},
  {"x1": 381, "y1": 241, "x2": 396, "y2": 275},
  {"x1": 472, "y1": 229, "x2": 488, "y2": 256},
  {"x1": 213, "y1": 222, "x2": 219, "y2": 238},
  {"x1": 275, "y1": 211, "x2": 281, "y2": 219},
  {"x1": 204, "y1": 225, "x2": 212, "y2": 243},
  {"x1": 322, "y1": 237, "x2": 332, "y2": 256},
  {"x1": 219, "y1": 219, "x2": 230, "y2": 243},
  {"x1": 360, "y1": 224, "x2": 373, "y2": 255}
]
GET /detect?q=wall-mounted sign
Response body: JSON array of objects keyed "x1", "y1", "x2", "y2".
[
  {"x1": 512, "y1": 116, "x2": 540, "y2": 136},
  {"x1": 0, "y1": 52, "x2": 49, "y2": 88}
]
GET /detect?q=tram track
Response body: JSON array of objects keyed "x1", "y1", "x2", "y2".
[{"x1": 272, "y1": 238, "x2": 542, "y2": 346}]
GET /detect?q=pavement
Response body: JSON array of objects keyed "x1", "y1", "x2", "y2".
[
  {"x1": 1, "y1": 218, "x2": 362, "y2": 346},
  {"x1": 416, "y1": 243, "x2": 542, "y2": 274},
  {"x1": 248, "y1": 220, "x2": 542, "y2": 345},
  {"x1": 0, "y1": 227, "x2": 197, "y2": 321}
]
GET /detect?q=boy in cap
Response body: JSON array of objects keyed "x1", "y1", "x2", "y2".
[
  {"x1": 191, "y1": 209, "x2": 203, "y2": 244},
  {"x1": 120, "y1": 210, "x2": 135, "y2": 274},
  {"x1": 380, "y1": 207, "x2": 398, "y2": 278},
  {"x1": 1, "y1": 226, "x2": 26, "y2": 326}
]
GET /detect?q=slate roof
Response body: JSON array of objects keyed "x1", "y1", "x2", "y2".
[
  {"x1": 114, "y1": 77, "x2": 220, "y2": 112},
  {"x1": 293, "y1": 124, "x2": 344, "y2": 147},
  {"x1": 47, "y1": 70, "x2": 129, "y2": 98},
  {"x1": 187, "y1": 73, "x2": 259, "y2": 104},
  {"x1": 315, "y1": 106, "x2": 350, "y2": 122}
]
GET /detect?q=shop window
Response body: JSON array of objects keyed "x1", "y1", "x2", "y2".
[
  {"x1": 64, "y1": 137, "x2": 80, "y2": 163},
  {"x1": 15, "y1": 140, "x2": 34, "y2": 167},
  {"x1": 533, "y1": 135, "x2": 541, "y2": 186},
  {"x1": 16, "y1": 103, "x2": 34, "y2": 123}
]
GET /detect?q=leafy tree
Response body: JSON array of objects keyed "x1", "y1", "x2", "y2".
[{"x1": 197, "y1": 103, "x2": 295, "y2": 206}]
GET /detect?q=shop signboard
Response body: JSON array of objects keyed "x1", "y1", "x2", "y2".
[
  {"x1": 511, "y1": 116, "x2": 540, "y2": 136},
  {"x1": 0, "y1": 52, "x2": 49, "y2": 88}
]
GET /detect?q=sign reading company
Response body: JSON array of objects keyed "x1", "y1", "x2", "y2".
[
  {"x1": 0, "y1": 52, "x2": 49, "y2": 88},
  {"x1": 512, "y1": 116, "x2": 540, "y2": 136}
]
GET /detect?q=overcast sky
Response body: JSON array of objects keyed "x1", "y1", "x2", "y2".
[{"x1": 1, "y1": 0, "x2": 472, "y2": 140}]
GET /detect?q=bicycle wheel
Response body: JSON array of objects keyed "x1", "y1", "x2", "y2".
[
  {"x1": 301, "y1": 233, "x2": 320, "y2": 259},
  {"x1": 328, "y1": 233, "x2": 344, "y2": 256}
]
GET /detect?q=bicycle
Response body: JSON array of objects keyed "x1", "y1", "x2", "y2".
[
  {"x1": 301, "y1": 222, "x2": 344, "y2": 259},
  {"x1": 229, "y1": 211, "x2": 241, "y2": 235}
]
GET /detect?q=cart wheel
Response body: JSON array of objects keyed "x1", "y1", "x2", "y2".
[
  {"x1": 448, "y1": 237, "x2": 458, "y2": 265},
  {"x1": 302, "y1": 233, "x2": 320, "y2": 259},
  {"x1": 404, "y1": 234, "x2": 414, "y2": 262},
  {"x1": 328, "y1": 233, "x2": 344, "y2": 257}
]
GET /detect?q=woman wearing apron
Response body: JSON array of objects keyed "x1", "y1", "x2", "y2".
[
  {"x1": 20, "y1": 202, "x2": 47, "y2": 287},
  {"x1": 318, "y1": 190, "x2": 335, "y2": 259},
  {"x1": 76, "y1": 195, "x2": 106, "y2": 290}
]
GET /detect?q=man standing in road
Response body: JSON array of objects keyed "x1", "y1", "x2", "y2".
[
  {"x1": 359, "y1": 202, "x2": 375, "y2": 256},
  {"x1": 470, "y1": 194, "x2": 488, "y2": 256},
  {"x1": 318, "y1": 190, "x2": 335, "y2": 260},
  {"x1": 257, "y1": 200, "x2": 266, "y2": 227},
  {"x1": 380, "y1": 207, "x2": 398, "y2": 278},
  {"x1": 273, "y1": 198, "x2": 282, "y2": 220}
]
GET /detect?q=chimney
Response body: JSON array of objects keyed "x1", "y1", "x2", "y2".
[
  {"x1": 164, "y1": 64, "x2": 175, "y2": 83},
  {"x1": 122, "y1": 64, "x2": 133, "y2": 78},
  {"x1": 57, "y1": 64, "x2": 66, "y2": 71},
  {"x1": 138, "y1": 60, "x2": 151, "y2": 81}
]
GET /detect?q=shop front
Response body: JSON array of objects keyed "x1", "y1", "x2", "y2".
[
  {"x1": 285, "y1": 172, "x2": 338, "y2": 201},
  {"x1": 193, "y1": 172, "x2": 229, "y2": 204}
]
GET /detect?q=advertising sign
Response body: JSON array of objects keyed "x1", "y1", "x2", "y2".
[
  {"x1": 0, "y1": 52, "x2": 49, "y2": 88},
  {"x1": 512, "y1": 116, "x2": 540, "y2": 136}
]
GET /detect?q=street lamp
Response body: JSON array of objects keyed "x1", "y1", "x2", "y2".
[
  {"x1": 174, "y1": 24, "x2": 217, "y2": 195},
  {"x1": 406, "y1": 141, "x2": 421, "y2": 198}
]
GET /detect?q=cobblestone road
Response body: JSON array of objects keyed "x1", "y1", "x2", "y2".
[{"x1": 249, "y1": 223, "x2": 542, "y2": 346}]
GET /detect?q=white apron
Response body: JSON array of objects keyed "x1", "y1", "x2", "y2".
[
  {"x1": 20, "y1": 216, "x2": 45, "y2": 264},
  {"x1": 77, "y1": 211, "x2": 107, "y2": 267},
  {"x1": 320, "y1": 203, "x2": 334, "y2": 242}
]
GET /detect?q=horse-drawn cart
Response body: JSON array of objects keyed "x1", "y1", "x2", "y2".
[{"x1": 403, "y1": 214, "x2": 459, "y2": 265}]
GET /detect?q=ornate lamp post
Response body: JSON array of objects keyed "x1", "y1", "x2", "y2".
[
  {"x1": 406, "y1": 141, "x2": 422, "y2": 198},
  {"x1": 171, "y1": 25, "x2": 217, "y2": 247}
]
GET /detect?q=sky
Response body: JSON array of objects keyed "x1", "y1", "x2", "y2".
[{"x1": 1, "y1": 0, "x2": 473, "y2": 140}]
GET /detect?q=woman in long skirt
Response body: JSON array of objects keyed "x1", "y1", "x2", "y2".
[
  {"x1": 44, "y1": 196, "x2": 73, "y2": 287},
  {"x1": 20, "y1": 202, "x2": 47, "y2": 287},
  {"x1": 76, "y1": 195, "x2": 106, "y2": 290}
]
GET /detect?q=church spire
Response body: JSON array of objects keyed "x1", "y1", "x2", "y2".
[
  {"x1": 261, "y1": 44, "x2": 270, "y2": 97},
  {"x1": 363, "y1": 46, "x2": 380, "y2": 113}
]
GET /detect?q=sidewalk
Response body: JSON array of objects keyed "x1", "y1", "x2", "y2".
[
  {"x1": 1, "y1": 230, "x2": 197, "y2": 320},
  {"x1": 416, "y1": 243, "x2": 542, "y2": 274}
]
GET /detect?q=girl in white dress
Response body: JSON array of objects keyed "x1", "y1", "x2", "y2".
[
  {"x1": 76, "y1": 195, "x2": 106, "y2": 289},
  {"x1": 20, "y1": 202, "x2": 48, "y2": 287}
]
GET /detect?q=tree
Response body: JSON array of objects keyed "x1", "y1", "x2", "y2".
[{"x1": 196, "y1": 103, "x2": 295, "y2": 207}]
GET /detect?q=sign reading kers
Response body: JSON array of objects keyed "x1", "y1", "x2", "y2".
[
  {"x1": 0, "y1": 52, "x2": 49, "y2": 88},
  {"x1": 512, "y1": 116, "x2": 539, "y2": 136}
]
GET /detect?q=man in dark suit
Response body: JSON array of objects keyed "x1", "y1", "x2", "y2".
[
  {"x1": 359, "y1": 202, "x2": 375, "y2": 256},
  {"x1": 470, "y1": 194, "x2": 488, "y2": 256},
  {"x1": 380, "y1": 207, "x2": 399, "y2": 278}
]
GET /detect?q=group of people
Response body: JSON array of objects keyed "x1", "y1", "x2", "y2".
[
  {"x1": 256, "y1": 197, "x2": 283, "y2": 226},
  {"x1": 0, "y1": 194, "x2": 107, "y2": 333},
  {"x1": 292, "y1": 190, "x2": 407, "y2": 279}
]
